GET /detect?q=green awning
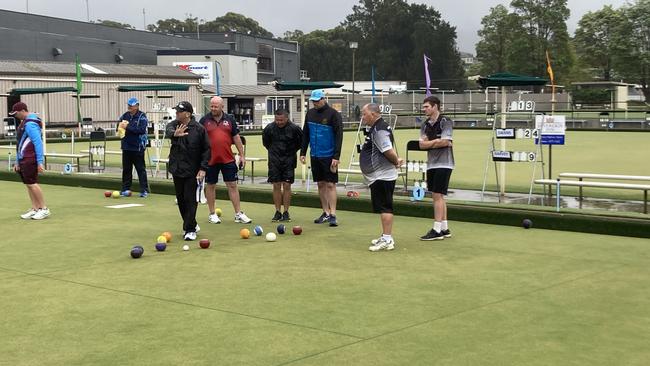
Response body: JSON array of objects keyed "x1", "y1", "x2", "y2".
[
  {"x1": 10, "y1": 87, "x2": 78, "y2": 95},
  {"x1": 117, "y1": 84, "x2": 190, "y2": 92},
  {"x1": 273, "y1": 81, "x2": 344, "y2": 91},
  {"x1": 478, "y1": 73, "x2": 548, "y2": 88}
]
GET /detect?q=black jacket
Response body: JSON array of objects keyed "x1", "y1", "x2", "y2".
[
  {"x1": 165, "y1": 118, "x2": 211, "y2": 178},
  {"x1": 262, "y1": 121, "x2": 303, "y2": 167}
]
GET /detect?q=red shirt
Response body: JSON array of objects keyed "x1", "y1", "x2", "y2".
[{"x1": 199, "y1": 113, "x2": 240, "y2": 165}]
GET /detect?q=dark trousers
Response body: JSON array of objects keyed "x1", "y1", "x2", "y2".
[
  {"x1": 173, "y1": 176, "x2": 198, "y2": 233},
  {"x1": 122, "y1": 150, "x2": 149, "y2": 192}
]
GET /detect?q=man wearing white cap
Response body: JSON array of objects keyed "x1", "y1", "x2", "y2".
[{"x1": 118, "y1": 97, "x2": 149, "y2": 197}]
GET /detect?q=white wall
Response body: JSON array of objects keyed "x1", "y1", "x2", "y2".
[{"x1": 158, "y1": 54, "x2": 257, "y2": 86}]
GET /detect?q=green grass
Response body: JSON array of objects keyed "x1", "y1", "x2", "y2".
[
  {"x1": 21, "y1": 129, "x2": 650, "y2": 201},
  {"x1": 1, "y1": 181, "x2": 650, "y2": 365}
]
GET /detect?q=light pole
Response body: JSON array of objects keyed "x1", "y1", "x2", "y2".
[
  {"x1": 349, "y1": 41, "x2": 358, "y2": 120},
  {"x1": 197, "y1": 18, "x2": 204, "y2": 40}
]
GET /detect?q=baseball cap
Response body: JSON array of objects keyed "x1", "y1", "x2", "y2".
[
  {"x1": 9, "y1": 102, "x2": 28, "y2": 115},
  {"x1": 173, "y1": 101, "x2": 194, "y2": 114},
  {"x1": 127, "y1": 97, "x2": 139, "y2": 106},
  {"x1": 309, "y1": 89, "x2": 325, "y2": 101}
]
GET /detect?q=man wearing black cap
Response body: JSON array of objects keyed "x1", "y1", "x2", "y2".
[
  {"x1": 11, "y1": 102, "x2": 50, "y2": 220},
  {"x1": 165, "y1": 101, "x2": 211, "y2": 241}
]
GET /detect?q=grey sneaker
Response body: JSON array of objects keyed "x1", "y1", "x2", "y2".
[
  {"x1": 328, "y1": 215, "x2": 338, "y2": 227},
  {"x1": 369, "y1": 237, "x2": 395, "y2": 252},
  {"x1": 314, "y1": 212, "x2": 329, "y2": 224}
]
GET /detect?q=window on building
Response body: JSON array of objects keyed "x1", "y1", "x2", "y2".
[
  {"x1": 258, "y1": 44, "x2": 273, "y2": 73},
  {"x1": 266, "y1": 97, "x2": 291, "y2": 116}
]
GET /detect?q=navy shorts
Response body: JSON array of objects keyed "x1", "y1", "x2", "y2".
[
  {"x1": 18, "y1": 160, "x2": 38, "y2": 185},
  {"x1": 206, "y1": 161, "x2": 239, "y2": 184},
  {"x1": 310, "y1": 157, "x2": 338, "y2": 183},
  {"x1": 426, "y1": 168, "x2": 453, "y2": 195}
]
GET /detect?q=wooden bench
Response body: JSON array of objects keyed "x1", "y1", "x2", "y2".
[
  {"x1": 44, "y1": 153, "x2": 88, "y2": 171},
  {"x1": 534, "y1": 178, "x2": 650, "y2": 213},
  {"x1": 558, "y1": 173, "x2": 650, "y2": 210}
]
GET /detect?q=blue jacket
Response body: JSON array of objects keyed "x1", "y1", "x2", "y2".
[
  {"x1": 300, "y1": 103, "x2": 343, "y2": 159},
  {"x1": 16, "y1": 113, "x2": 44, "y2": 164},
  {"x1": 118, "y1": 111, "x2": 149, "y2": 152}
]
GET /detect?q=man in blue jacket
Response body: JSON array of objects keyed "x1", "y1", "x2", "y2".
[
  {"x1": 118, "y1": 97, "x2": 149, "y2": 197},
  {"x1": 11, "y1": 102, "x2": 50, "y2": 220},
  {"x1": 300, "y1": 90, "x2": 343, "y2": 227}
]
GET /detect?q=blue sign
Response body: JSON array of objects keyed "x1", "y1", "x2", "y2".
[
  {"x1": 536, "y1": 135, "x2": 565, "y2": 145},
  {"x1": 411, "y1": 187, "x2": 426, "y2": 201}
]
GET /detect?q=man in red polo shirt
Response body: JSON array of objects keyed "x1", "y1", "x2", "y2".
[{"x1": 199, "y1": 96, "x2": 252, "y2": 224}]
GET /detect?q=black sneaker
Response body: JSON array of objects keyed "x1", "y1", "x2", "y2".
[
  {"x1": 271, "y1": 211, "x2": 282, "y2": 222},
  {"x1": 328, "y1": 215, "x2": 338, "y2": 227},
  {"x1": 441, "y1": 229, "x2": 452, "y2": 238},
  {"x1": 420, "y1": 229, "x2": 444, "y2": 241},
  {"x1": 314, "y1": 212, "x2": 329, "y2": 224},
  {"x1": 280, "y1": 211, "x2": 291, "y2": 222}
]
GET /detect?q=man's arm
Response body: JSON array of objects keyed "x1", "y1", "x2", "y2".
[
  {"x1": 126, "y1": 113, "x2": 148, "y2": 134},
  {"x1": 332, "y1": 112, "x2": 344, "y2": 160},
  {"x1": 299, "y1": 117, "x2": 310, "y2": 163},
  {"x1": 419, "y1": 138, "x2": 452, "y2": 149},
  {"x1": 262, "y1": 125, "x2": 271, "y2": 149},
  {"x1": 25, "y1": 122, "x2": 44, "y2": 166}
]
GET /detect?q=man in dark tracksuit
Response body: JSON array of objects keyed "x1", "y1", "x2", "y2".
[
  {"x1": 118, "y1": 97, "x2": 149, "y2": 197},
  {"x1": 262, "y1": 108, "x2": 303, "y2": 222},
  {"x1": 165, "y1": 101, "x2": 211, "y2": 241},
  {"x1": 299, "y1": 89, "x2": 343, "y2": 227}
]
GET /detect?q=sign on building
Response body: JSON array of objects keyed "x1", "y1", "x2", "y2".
[{"x1": 173, "y1": 62, "x2": 214, "y2": 85}]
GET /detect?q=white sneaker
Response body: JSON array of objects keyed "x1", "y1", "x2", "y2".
[
  {"x1": 370, "y1": 236, "x2": 382, "y2": 245},
  {"x1": 184, "y1": 231, "x2": 197, "y2": 241},
  {"x1": 369, "y1": 237, "x2": 395, "y2": 252},
  {"x1": 235, "y1": 211, "x2": 252, "y2": 224},
  {"x1": 208, "y1": 213, "x2": 221, "y2": 224},
  {"x1": 20, "y1": 209, "x2": 37, "y2": 220},
  {"x1": 31, "y1": 208, "x2": 51, "y2": 220},
  {"x1": 196, "y1": 225, "x2": 201, "y2": 233}
]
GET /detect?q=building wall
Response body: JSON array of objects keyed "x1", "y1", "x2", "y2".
[
  {"x1": 177, "y1": 33, "x2": 300, "y2": 83},
  {"x1": 157, "y1": 54, "x2": 258, "y2": 86},
  {"x1": 0, "y1": 76, "x2": 203, "y2": 125},
  {"x1": 0, "y1": 10, "x2": 228, "y2": 65}
]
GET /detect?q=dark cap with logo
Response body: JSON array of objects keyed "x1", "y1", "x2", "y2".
[
  {"x1": 9, "y1": 102, "x2": 28, "y2": 115},
  {"x1": 173, "y1": 101, "x2": 193, "y2": 114}
]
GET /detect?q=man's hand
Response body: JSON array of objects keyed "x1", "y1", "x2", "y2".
[
  {"x1": 119, "y1": 121, "x2": 129, "y2": 129},
  {"x1": 300, "y1": 156, "x2": 306, "y2": 165},
  {"x1": 396, "y1": 158, "x2": 404, "y2": 168},
  {"x1": 174, "y1": 124, "x2": 189, "y2": 137},
  {"x1": 238, "y1": 155, "x2": 246, "y2": 170},
  {"x1": 13, "y1": 164, "x2": 20, "y2": 172},
  {"x1": 331, "y1": 159, "x2": 339, "y2": 169},
  {"x1": 196, "y1": 170, "x2": 206, "y2": 180},
  {"x1": 38, "y1": 164, "x2": 45, "y2": 173}
]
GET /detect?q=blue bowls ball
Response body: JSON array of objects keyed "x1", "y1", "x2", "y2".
[
  {"x1": 277, "y1": 224, "x2": 286, "y2": 234},
  {"x1": 253, "y1": 225, "x2": 263, "y2": 236}
]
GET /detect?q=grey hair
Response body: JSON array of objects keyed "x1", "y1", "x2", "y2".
[{"x1": 364, "y1": 103, "x2": 381, "y2": 114}]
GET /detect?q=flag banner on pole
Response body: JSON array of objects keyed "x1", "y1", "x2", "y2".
[
  {"x1": 545, "y1": 50, "x2": 555, "y2": 85},
  {"x1": 75, "y1": 54, "x2": 83, "y2": 123},
  {"x1": 423, "y1": 54, "x2": 432, "y2": 97}
]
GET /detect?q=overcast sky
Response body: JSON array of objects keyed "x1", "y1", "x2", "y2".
[{"x1": 0, "y1": 0, "x2": 630, "y2": 53}]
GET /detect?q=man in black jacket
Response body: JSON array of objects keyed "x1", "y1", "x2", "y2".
[
  {"x1": 262, "y1": 109, "x2": 303, "y2": 222},
  {"x1": 165, "y1": 101, "x2": 211, "y2": 241}
]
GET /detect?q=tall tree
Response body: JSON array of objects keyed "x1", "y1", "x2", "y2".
[
  {"x1": 343, "y1": 0, "x2": 464, "y2": 89},
  {"x1": 96, "y1": 20, "x2": 135, "y2": 30},
  {"x1": 573, "y1": 5, "x2": 625, "y2": 81},
  {"x1": 147, "y1": 18, "x2": 192, "y2": 33},
  {"x1": 618, "y1": 0, "x2": 650, "y2": 100},
  {"x1": 475, "y1": 5, "x2": 514, "y2": 75},
  {"x1": 509, "y1": 0, "x2": 572, "y2": 79},
  {"x1": 202, "y1": 12, "x2": 273, "y2": 37}
]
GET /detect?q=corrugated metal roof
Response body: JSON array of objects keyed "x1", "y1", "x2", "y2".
[
  {"x1": 0, "y1": 60, "x2": 201, "y2": 79},
  {"x1": 217, "y1": 84, "x2": 303, "y2": 96}
]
